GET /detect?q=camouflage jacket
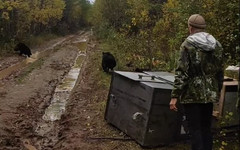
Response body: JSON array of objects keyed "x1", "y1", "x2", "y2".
[{"x1": 171, "y1": 32, "x2": 224, "y2": 104}]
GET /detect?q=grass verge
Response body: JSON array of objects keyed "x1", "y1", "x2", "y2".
[{"x1": 16, "y1": 58, "x2": 44, "y2": 84}]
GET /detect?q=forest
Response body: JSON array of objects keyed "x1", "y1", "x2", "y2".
[
  {"x1": 0, "y1": 0, "x2": 91, "y2": 55},
  {"x1": 0, "y1": 0, "x2": 239, "y2": 71},
  {"x1": 90, "y1": 0, "x2": 239, "y2": 71}
]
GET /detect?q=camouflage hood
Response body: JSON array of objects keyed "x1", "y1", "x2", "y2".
[{"x1": 187, "y1": 32, "x2": 216, "y2": 52}]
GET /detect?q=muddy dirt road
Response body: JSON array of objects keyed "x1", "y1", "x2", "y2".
[
  {"x1": 0, "y1": 31, "x2": 190, "y2": 150},
  {"x1": 0, "y1": 31, "x2": 91, "y2": 150}
]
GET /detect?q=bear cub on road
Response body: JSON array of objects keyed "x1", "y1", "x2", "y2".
[
  {"x1": 14, "y1": 43, "x2": 32, "y2": 57},
  {"x1": 102, "y1": 52, "x2": 116, "y2": 73}
]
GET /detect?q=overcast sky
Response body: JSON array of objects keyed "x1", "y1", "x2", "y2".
[{"x1": 88, "y1": 0, "x2": 95, "y2": 4}]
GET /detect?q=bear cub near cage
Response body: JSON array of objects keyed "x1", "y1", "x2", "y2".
[
  {"x1": 14, "y1": 43, "x2": 32, "y2": 57},
  {"x1": 102, "y1": 52, "x2": 116, "y2": 73}
]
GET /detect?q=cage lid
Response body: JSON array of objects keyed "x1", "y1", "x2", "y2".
[
  {"x1": 114, "y1": 71, "x2": 165, "y2": 83},
  {"x1": 144, "y1": 71, "x2": 175, "y2": 85}
]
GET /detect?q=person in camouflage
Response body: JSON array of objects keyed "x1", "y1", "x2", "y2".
[{"x1": 170, "y1": 14, "x2": 224, "y2": 150}]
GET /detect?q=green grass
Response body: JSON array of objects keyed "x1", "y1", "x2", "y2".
[
  {"x1": 78, "y1": 42, "x2": 87, "y2": 52},
  {"x1": 74, "y1": 55, "x2": 85, "y2": 68},
  {"x1": 90, "y1": 46, "x2": 112, "y2": 89},
  {"x1": 16, "y1": 58, "x2": 44, "y2": 84},
  {"x1": 98, "y1": 41, "x2": 128, "y2": 71},
  {"x1": 27, "y1": 33, "x2": 59, "y2": 47}
]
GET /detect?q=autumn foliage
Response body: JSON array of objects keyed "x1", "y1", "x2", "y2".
[
  {"x1": 0, "y1": 0, "x2": 91, "y2": 42},
  {"x1": 90, "y1": 0, "x2": 239, "y2": 70}
]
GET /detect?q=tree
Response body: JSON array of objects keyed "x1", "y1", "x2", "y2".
[
  {"x1": 0, "y1": 0, "x2": 65, "y2": 41},
  {"x1": 91, "y1": 0, "x2": 239, "y2": 71},
  {"x1": 62, "y1": 0, "x2": 91, "y2": 31},
  {"x1": 90, "y1": 0, "x2": 129, "y2": 30}
]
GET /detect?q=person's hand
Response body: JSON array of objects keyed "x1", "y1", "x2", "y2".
[{"x1": 170, "y1": 98, "x2": 178, "y2": 111}]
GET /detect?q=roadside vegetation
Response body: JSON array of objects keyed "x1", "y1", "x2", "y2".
[
  {"x1": 90, "y1": 0, "x2": 239, "y2": 72},
  {"x1": 16, "y1": 58, "x2": 44, "y2": 84}
]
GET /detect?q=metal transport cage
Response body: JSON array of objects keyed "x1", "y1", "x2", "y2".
[
  {"x1": 105, "y1": 71, "x2": 182, "y2": 147},
  {"x1": 105, "y1": 71, "x2": 239, "y2": 147}
]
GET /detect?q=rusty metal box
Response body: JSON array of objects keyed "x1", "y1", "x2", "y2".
[{"x1": 105, "y1": 71, "x2": 182, "y2": 147}]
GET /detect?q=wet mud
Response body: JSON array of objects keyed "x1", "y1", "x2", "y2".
[{"x1": 0, "y1": 32, "x2": 92, "y2": 150}]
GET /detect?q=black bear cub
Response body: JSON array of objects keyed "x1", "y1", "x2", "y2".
[
  {"x1": 102, "y1": 52, "x2": 116, "y2": 73},
  {"x1": 14, "y1": 43, "x2": 32, "y2": 57}
]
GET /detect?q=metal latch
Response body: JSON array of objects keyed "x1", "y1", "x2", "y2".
[
  {"x1": 110, "y1": 94, "x2": 117, "y2": 107},
  {"x1": 132, "y1": 112, "x2": 144, "y2": 122}
]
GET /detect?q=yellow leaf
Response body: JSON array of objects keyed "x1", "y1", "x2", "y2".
[
  {"x1": 221, "y1": 141, "x2": 228, "y2": 146},
  {"x1": 7, "y1": 6, "x2": 12, "y2": 11},
  {"x1": 1, "y1": 11, "x2": 9, "y2": 20}
]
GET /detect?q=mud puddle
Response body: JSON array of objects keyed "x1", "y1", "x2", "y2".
[
  {"x1": 33, "y1": 38, "x2": 88, "y2": 149},
  {"x1": 42, "y1": 40, "x2": 87, "y2": 121}
]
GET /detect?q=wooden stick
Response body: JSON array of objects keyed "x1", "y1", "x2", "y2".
[{"x1": 87, "y1": 137, "x2": 133, "y2": 141}]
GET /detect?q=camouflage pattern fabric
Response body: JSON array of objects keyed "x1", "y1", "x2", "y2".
[{"x1": 171, "y1": 32, "x2": 224, "y2": 104}]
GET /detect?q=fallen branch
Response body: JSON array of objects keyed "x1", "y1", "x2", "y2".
[{"x1": 87, "y1": 137, "x2": 133, "y2": 141}]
